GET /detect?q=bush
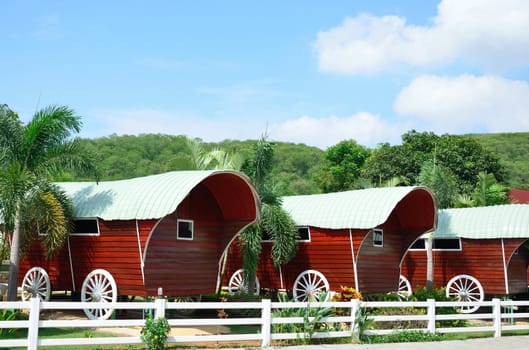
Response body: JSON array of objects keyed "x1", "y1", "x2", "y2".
[
  {"x1": 141, "y1": 316, "x2": 170, "y2": 350},
  {"x1": 365, "y1": 330, "x2": 448, "y2": 343},
  {"x1": 409, "y1": 286, "x2": 467, "y2": 328},
  {"x1": 272, "y1": 293, "x2": 335, "y2": 345}
]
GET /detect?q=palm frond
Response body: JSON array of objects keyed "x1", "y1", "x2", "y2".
[
  {"x1": 262, "y1": 204, "x2": 298, "y2": 267},
  {"x1": 22, "y1": 105, "x2": 82, "y2": 169},
  {"x1": 34, "y1": 139, "x2": 100, "y2": 180},
  {"x1": 184, "y1": 137, "x2": 209, "y2": 169}
]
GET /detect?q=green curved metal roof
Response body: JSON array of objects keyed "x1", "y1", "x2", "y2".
[
  {"x1": 281, "y1": 186, "x2": 431, "y2": 229},
  {"x1": 56, "y1": 170, "x2": 256, "y2": 221},
  {"x1": 435, "y1": 204, "x2": 529, "y2": 239}
]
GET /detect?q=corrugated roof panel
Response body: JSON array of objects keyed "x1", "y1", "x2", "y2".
[
  {"x1": 435, "y1": 204, "x2": 529, "y2": 239},
  {"x1": 56, "y1": 171, "x2": 227, "y2": 220},
  {"x1": 281, "y1": 186, "x2": 425, "y2": 229}
]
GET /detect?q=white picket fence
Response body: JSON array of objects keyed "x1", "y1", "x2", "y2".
[{"x1": 1, "y1": 297, "x2": 529, "y2": 349}]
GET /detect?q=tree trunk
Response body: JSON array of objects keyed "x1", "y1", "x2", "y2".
[
  {"x1": 426, "y1": 231, "x2": 434, "y2": 291},
  {"x1": 7, "y1": 220, "x2": 21, "y2": 301}
]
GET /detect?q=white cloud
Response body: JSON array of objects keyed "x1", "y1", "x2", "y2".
[
  {"x1": 394, "y1": 74, "x2": 529, "y2": 133},
  {"x1": 269, "y1": 113, "x2": 410, "y2": 149},
  {"x1": 84, "y1": 108, "x2": 268, "y2": 142},
  {"x1": 315, "y1": 0, "x2": 529, "y2": 74}
]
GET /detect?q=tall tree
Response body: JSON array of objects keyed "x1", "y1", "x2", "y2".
[
  {"x1": 418, "y1": 160, "x2": 457, "y2": 209},
  {"x1": 0, "y1": 105, "x2": 97, "y2": 300},
  {"x1": 315, "y1": 140, "x2": 370, "y2": 192},
  {"x1": 239, "y1": 134, "x2": 298, "y2": 294},
  {"x1": 363, "y1": 131, "x2": 505, "y2": 195},
  {"x1": 455, "y1": 172, "x2": 510, "y2": 208}
]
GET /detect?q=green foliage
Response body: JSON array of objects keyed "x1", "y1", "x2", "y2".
[
  {"x1": 363, "y1": 131, "x2": 506, "y2": 197},
  {"x1": 455, "y1": 172, "x2": 509, "y2": 207},
  {"x1": 315, "y1": 140, "x2": 370, "y2": 192},
  {"x1": 0, "y1": 104, "x2": 98, "y2": 300},
  {"x1": 364, "y1": 330, "x2": 448, "y2": 344},
  {"x1": 272, "y1": 294, "x2": 334, "y2": 345},
  {"x1": 0, "y1": 309, "x2": 17, "y2": 336},
  {"x1": 418, "y1": 160, "x2": 457, "y2": 209},
  {"x1": 261, "y1": 204, "x2": 299, "y2": 267},
  {"x1": 140, "y1": 316, "x2": 171, "y2": 350},
  {"x1": 0, "y1": 308, "x2": 27, "y2": 336},
  {"x1": 74, "y1": 130, "x2": 528, "y2": 199},
  {"x1": 239, "y1": 134, "x2": 298, "y2": 294},
  {"x1": 409, "y1": 286, "x2": 468, "y2": 328},
  {"x1": 472, "y1": 132, "x2": 529, "y2": 188}
]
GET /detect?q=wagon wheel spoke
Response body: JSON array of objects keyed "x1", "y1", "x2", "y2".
[
  {"x1": 228, "y1": 269, "x2": 260, "y2": 295},
  {"x1": 293, "y1": 270, "x2": 330, "y2": 302},
  {"x1": 81, "y1": 269, "x2": 117, "y2": 320},
  {"x1": 21, "y1": 267, "x2": 51, "y2": 302},
  {"x1": 445, "y1": 274, "x2": 484, "y2": 314},
  {"x1": 397, "y1": 275, "x2": 412, "y2": 299}
]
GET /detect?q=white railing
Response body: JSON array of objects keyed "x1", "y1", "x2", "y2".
[{"x1": 1, "y1": 298, "x2": 529, "y2": 349}]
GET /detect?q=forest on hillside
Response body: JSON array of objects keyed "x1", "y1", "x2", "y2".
[{"x1": 76, "y1": 131, "x2": 529, "y2": 197}]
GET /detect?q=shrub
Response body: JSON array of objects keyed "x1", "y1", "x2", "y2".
[
  {"x1": 272, "y1": 293, "x2": 334, "y2": 345},
  {"x1": 409, "y1": 286, "x2": 467, "y2": 328},
  {"x1": 141, "y1": 316, "x2": 170, "y2": 350},
  {"x1": 365, "y1": 330, "x2": 448, "y2": 343}
]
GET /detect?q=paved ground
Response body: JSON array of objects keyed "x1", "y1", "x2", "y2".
[{"x1": 259, "y1": 335, "x2": 529, "y2": 350}]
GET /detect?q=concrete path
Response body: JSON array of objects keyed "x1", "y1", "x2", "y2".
[{"x1": 263, "y1": 335, "x2": 529, "y2": 350}]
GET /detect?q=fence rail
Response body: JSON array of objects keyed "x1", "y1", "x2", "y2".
[{"x1": 1, "y1": 297, "x2": 529, "y2": 349}]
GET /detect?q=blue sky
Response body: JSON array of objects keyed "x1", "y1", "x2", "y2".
[{"x1": 2, "y1": 0, "x2": 529, "y2": 149}]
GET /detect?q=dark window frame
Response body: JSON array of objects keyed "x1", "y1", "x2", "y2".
[
  {"x1": 373, "y1": 229, "x2": 383, "y2": 247},
  {"x1": 177, "y1": 219, "x2": 194, "y2": 240},
  {"x1": 409, "y1": 238, "x2": 462, "y2": 251},
  {"x1": 70, "y1": 218, "x2": 100, "y2": 236}
]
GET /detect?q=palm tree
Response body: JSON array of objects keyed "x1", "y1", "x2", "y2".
[
  {"x1": 455, "y1": 172, "x2": 510, "y2": 208},
  {"x1": 239, "y1": 134, "x2": 298, "y2": 294},
  {"x1": 0, "y1": 105, "x2": 97, "y2": 300},
  {"x1": 185, "y1": 137, "x2": 244, "y2": 170}
]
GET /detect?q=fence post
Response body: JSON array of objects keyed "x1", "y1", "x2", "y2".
[
  {"x1": 350, "y1": 299, "x2": 360, "y2": 341},
  {"x1": 154, "y1": 289, "x2": 166, "y2": 319},
  {"x1": 27, "y1": 297, "x2": 41, "y2": 350},
  {"x1": 492, "y1": 298, "x2": 502, "y2": 337},
  {"x1": 427, "y1": 298, "x2": 436, "y2": 334},
  {"x1": 261, "y1": 299, "x2": 271, "y2": 348}
]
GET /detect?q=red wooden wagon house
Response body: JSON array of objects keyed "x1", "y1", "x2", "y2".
[
  {"x1": 18, "y1": 170, "x2": 260, "y2": 319},
  {"x1": 401, "y1": 204, "x2": 529, "y2": 313},
  {"x1": 225, "y1": 186, "x2": 436, "y2": 301}
]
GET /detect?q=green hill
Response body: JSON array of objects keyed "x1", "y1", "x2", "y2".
[
  {"x1": 77, "y1": 132, "x2": 529, "y2": 195},
  {"x1": 469, "y1": 132, "x2": 529, "y2": 189}
]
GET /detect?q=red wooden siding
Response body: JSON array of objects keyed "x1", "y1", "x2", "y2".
[
  {"x1": 401, "y1": 238, "x2": 529, "y2": 295},
  {"x1": 19, "y1": 219, "x2": 157, "y2": 295},
  {"x1": 225, "y1": 202, "x2": 433, "y2": 294},
  {"x1": 18, "y1": 172, "x2": 258, "y2": 298},
  {"x1": 19, "y1": 240, "x2": 73, "y2": 292},
  {"x1": 143, "y1": 183, "x2": 251, "y2": 296}
]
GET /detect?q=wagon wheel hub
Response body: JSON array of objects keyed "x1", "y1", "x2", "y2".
[{"x1": 91, "y1": 292, "x2": 102, "y2": 302}]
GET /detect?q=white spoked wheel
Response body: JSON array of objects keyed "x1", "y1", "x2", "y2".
[
  {"x1": 81, "y1": 269, "x2": 118, "y2": 320},
  {"x1": 293, "y1": 269, "x2": 330, "y2": 302},
  {"x1": 173, "y1": 296, "x2": 195, "y2": 316},
  {"x1": 446, "y1": 274, "x2": 484, "y2": 313},
  {"x1": 397, "y1": 275, "x2": 412, "y2": 299},
  {"x1": 228, "y1": 269, "x2": 260, "y2": 295},
  {"x1": 21, "y1": 267, "x2": 51, "y2": 301}
]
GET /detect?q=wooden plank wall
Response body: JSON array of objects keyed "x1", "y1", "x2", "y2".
[{"x1": 401, "y1": 238, "x2": 529, "y2": 295}]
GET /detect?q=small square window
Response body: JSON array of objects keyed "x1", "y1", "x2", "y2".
[
  {"x1": 297, "y1": 227, "x2": 310, "y2": 242},
  {"x1": 61, "y1": 218, "x2": 100, "y2": 236},
  {"x1": 177, "y1": 219, "x2": 193, "y2": 240},
  {"x1": 373, "y1": 229, "x2": 383, "y2": 247}
]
